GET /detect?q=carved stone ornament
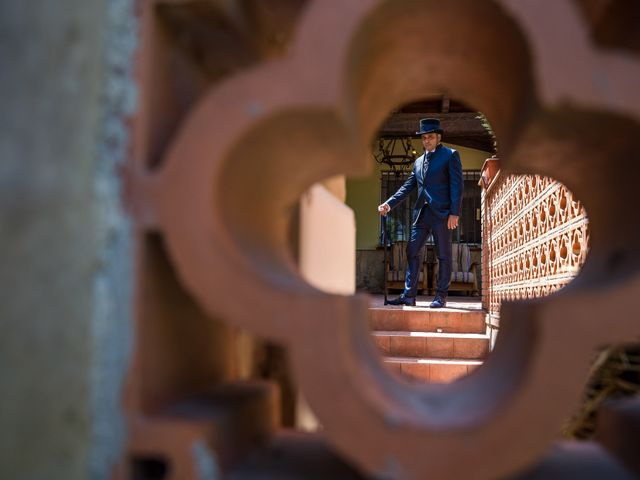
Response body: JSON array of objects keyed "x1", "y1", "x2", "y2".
[{"x1": 483, "y1": 174, "x2": 590, "y2": 318}]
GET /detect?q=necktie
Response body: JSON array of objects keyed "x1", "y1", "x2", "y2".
[{"x1": 422, "y1": 151, "x2": 431, "y2": 178}]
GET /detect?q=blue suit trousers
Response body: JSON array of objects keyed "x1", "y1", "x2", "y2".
[{"x1": 403, "y1": 206, "x2": 452, "y2": 298}]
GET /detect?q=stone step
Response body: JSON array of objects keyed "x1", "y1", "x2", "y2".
[
  {"x1": 373, "y1": 331, "x2": 489, "y2": 359},
  {"x1": 385, "y1": 357, "x2": 483, "y2": 383},
  {"x1": 369, "y1": 306, "x2": 486, "y2": 334}
]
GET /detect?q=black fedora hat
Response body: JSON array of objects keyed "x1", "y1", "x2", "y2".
[{"x1": 416, "y1": 118, "x2": 443, "y2": 135}]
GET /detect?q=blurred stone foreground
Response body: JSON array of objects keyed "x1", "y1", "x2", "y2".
[{"x1": 0, "y1": 1, "x2": 137, "y2": 479}]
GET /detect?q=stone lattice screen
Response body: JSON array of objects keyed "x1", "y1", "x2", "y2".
[
  {"x1": 121, "y1": 1, "x2": 640, "y2": 479},
  {"x1": 481, "y1": 166, "x2": 590, "y2": 320}
]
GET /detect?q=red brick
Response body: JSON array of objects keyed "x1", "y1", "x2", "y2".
[
  {"x1": 425, "y1": 336, "x2": 454, "y2": 358},
  {"x1": 467, "y1": 363, "x2": 482, "y2": 375},
  {"x1": 369, "y1": 308, "x2": 406, "y2": 330},
  {"x1": 451, "y1": 313, "x2": 486, "y2": 334},
  {"x1": 389, "y1": 335, "x2": 425, "y2": 357},
  {"x1": 400, "y1": 362, "x2": 430, "y2": 382},
  {"x1": 403, "y1": 310, "x2": 432, "y2": 331},
  {"x1": 429, "y1": 311, "x2": 462, "y2": 332},
  {"x1": 426, "y1": 311, "x2": 486, "y2": 333},
  {"x1": 430, "y1": 363, "x2": 469, "y2": 383},
  {"x1": 453, "y1": 336, "x2": 489, "y2": 359},
  {"x1": 373, "y1": 335, "x2": 390, "y2": 354},
  {"x1": 384, "y1": 362, "x2": 402, "y2": 375}
]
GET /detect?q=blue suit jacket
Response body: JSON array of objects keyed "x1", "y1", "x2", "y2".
[{"x1": 385, "y1": 144, "x2": 463, "y2": 222}]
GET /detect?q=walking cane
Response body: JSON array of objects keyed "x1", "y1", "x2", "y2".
[{"x1": 382, "y1": 214, "x2": 389, "y2": 305}]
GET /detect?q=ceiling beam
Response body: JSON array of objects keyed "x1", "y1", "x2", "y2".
[
  {"x1": 379, "y1": 112, "x2": 490, "y2": 137},
  {"x1": 443, "y1": 136, "x2": 495, "y2": 152},
  {"x1": 441, "y1": 95, "x2": 450, "y2": 113},
  {"x1": 378, "y1": 112, "x2": 495, "y2": 153}
]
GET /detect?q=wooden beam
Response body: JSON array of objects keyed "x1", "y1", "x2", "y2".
[
  {"x1": 379, "y1": 112, "x2": 490, "y2": 137},
  {"x1": 443, "y1": 136, "x2": 495, "y2": 153},
  {"x1": 441, "y1": 95, "x2": 450, "y2": 113},
  {"x1": 378, "y1": 112, "x2": 495, "y2": 153},
  {"x1": 397, "y1": 99, "x2": 476, "y2": 114}
]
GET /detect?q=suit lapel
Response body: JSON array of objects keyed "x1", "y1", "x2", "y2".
[{"x1": 417, "y1": 153, "x2": 427, "y2": 183}]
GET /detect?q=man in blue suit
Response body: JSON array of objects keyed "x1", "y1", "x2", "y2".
[{"x1": 378, "y1": 118, "x2": 463, "y2": 308}]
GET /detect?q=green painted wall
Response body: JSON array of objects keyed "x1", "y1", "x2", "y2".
[{"x1": 346, "y1": 141, "x2": 490, "y2": 250}]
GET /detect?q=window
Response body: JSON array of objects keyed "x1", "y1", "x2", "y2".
[
  {"x1": 460, "y1": 170, "x2": 482, "y2": 244},
  {"x1": 380, "y1": 169, "x2": 416, "y2": 245}
]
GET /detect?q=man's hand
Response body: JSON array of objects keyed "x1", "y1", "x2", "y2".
[
  {"x1": 447, "y1": 215, "x2": 459, "y2": 230},
  {"x1": 378, "y1": 203, "x2": 391, "y2": 216}
]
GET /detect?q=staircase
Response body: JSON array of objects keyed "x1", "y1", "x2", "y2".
[{"x1": 369, "y1": 297, "x2": 489, "y2": 383}]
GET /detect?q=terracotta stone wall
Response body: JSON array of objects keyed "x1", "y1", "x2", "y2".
[
  {"x1": 125, "y1": 1, "x2": 640, "y2": 478},
  {"x1": 481, "y1": 170, "x2": 590, "y2": 320}
]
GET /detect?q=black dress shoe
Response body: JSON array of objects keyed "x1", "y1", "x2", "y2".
[
  {"x1": 387, "y1": 295, "x2": 416, "y2": 306},
  {"x1": 429, "y1": 296, "x2": 446, "y2": 308}
]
